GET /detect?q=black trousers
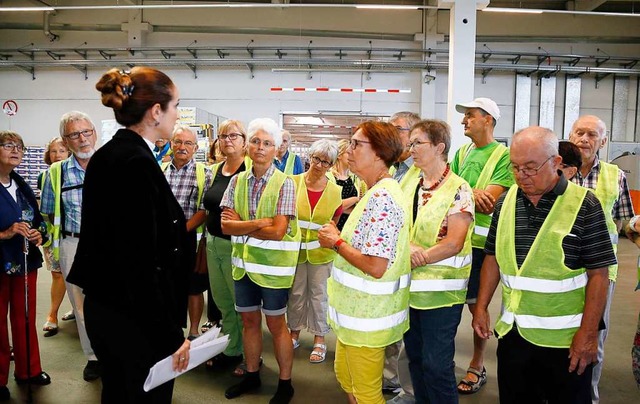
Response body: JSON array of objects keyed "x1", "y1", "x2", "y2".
[
  {"x1": 85, "y1": 296, "x2": 176, "y2": 404},
  {"x1": 497, "y1": 328, "x2": 592, "y2": 404}
]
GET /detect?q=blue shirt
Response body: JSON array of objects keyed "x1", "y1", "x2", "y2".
[{"x1": 274, "y1": 150, "x2": 304, "y2": 175}]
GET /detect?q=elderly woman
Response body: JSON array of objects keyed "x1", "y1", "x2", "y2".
[
  {"x1": 288, "y1": 139, "x2": 343, "y2": 364},
  {"x1": 202, "y1": 119, "x2": 248, "y2": 374},
  {"x1": 220, "y1": 118, "x2": 299, "y2": 403},
  {"x1": 401, "y1": 120, "x2": 474, "y2": 403},
  {"x1": 39, "y1": 137, "x2": 70, "y2": 337},
  {"x1": 0, "y1": 131, "x2": 50, "y2": 401},
  {"x1": 318, "y1": 121, "x2": 410, "y2": 404},
  {"x1": 68, "y1": 67, "x2": 191, "y2": 402},
  {"x1": 329, "y1": 139, "x2": 366, "y2": 231}
]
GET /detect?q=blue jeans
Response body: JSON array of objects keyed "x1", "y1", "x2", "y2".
[{"x1": 404, "y1": 305, "x2": 464, "y2": 404}]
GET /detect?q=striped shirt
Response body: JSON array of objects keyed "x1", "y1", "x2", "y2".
[
  {"x1": 485, "y1": 173, "x2": 617, "y2": 270},
  {"x1": 164, "y1": 159, "x2": 213, "y2": 220},
  {"x1": 220, "y1": 163, "x2": 296, "y2": 219},
  {"x1": 40, "y1": 155, "x2": 85, "y2": 234},
  {"x1": 570, "y1": 155, "x2": 634, "y2": 221}
]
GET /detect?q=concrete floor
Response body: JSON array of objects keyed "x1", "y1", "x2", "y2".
[{"x1": 5, "y1": 240, "x2": 640, "y2": 403}]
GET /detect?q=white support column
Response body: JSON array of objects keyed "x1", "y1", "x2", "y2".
[
  {"x1": 122, "y1": 9, "x2": 152, "y2": 47},
  {"x1": 439, "y1": 0, "x2": 488, "y2": 153},
  {"x1": 419, "y1": 9, "x2": 442, "y2": 120}
]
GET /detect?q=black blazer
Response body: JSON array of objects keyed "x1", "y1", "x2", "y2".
[{"x1": 68, "y1": 128, "x2": 189, "y2": 352}]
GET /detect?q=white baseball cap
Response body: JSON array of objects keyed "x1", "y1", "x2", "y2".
[{"x1": 455, "y1": 97, "x2": 501, "y2": 121}]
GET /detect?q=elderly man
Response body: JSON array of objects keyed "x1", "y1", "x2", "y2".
[
  {"x1": 275, "y1": 130, "x2": 304, "y2": 175},
  {"x1": 568, "y1": 115, "x2": 635, "y2": 403},
  {"x1": 451, "y1": 97, "x2": 514, "y2": 394},
  {"x1": 221, "y1": 118, "x2": 300, "y2": 404},
  {"x1": 162, "y1": 126, "x2": 213, "y2": 340},
  {"x1": 40, "y1": 111, "x2": 101, "y2": 382},
  {"x1": 385, "y1": 111, "x2": 420, "y2": 404},
  {"x1": 473, "y1": 126, "x2": 614, "y2": 403}
]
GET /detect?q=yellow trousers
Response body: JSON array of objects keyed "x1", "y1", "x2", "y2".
[{"x1": 334, "y1": 339, "x2": 386, "y2": 404}]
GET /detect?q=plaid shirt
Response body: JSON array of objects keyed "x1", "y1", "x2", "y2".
[
  {"x1": 570, "y1": 155, "x2": 635, "y2": 221},
  {"x1": 164, "y1": 159, "x2": 213, "y2": 220},
  {"x1": 40, "y1": 155, "x2": 85, "y2": 234},
  {"x1": 220, "y1": 163, "x2": 296, "y2": 219}
]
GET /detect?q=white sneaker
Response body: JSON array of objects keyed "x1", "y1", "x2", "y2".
[{"x1": 386, "y1": 393, "x2": 416, "y2": 404}]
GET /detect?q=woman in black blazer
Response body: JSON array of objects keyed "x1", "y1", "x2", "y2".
[{"x1": 68, "y1": 67, "x2": 190, "y2": 403}]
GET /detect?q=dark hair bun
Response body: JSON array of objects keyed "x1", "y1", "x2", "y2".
[{"x1": 95, "y1": 68, "x2": 134, "y2": 111}]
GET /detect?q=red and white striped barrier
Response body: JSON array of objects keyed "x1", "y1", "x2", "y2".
[{"x1": 270, "y1": 87, "x2": 411, "y2": 93}]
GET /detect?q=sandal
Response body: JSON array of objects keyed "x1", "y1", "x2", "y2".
[
  {"x1": 232, "y1": 357, "x2": 263, "y2": 377},
  {"x1": 201, "y1": 321, "x2": 216, "y2": 334},
  {"x1": 61, "y1": 311, "x2": 75, "y2": 321},
  {"x1": 309, "y1": 343, "x2": 326, "y2": 364},
  {"x1": 292, "y1": 338, "x2": 300, "y2": 350},
  {"x1": 457, "y1": 366, "x2": 487, "y2": 395},
  {"x1": 43, "y1": 321, "x2": 58, "y2": 337}
]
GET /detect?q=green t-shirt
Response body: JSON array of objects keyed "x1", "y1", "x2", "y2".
[{"x1": 450, "y1": 141, "x2": 514, "y2": 189}]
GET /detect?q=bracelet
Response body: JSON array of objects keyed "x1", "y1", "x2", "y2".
[
  {"x1": 630, "y1": 216, "x2": 639, "y2": 233},
  {"x1": 333, "y1": 238, "x2": 345, "y2": 252}
]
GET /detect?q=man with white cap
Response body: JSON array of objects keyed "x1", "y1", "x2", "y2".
[{"x1": 451, "y1": 97, "x2": 514, "y2": 395}]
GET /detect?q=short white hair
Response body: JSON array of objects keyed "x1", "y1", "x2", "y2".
[
  {"x1": 172, "y1": 125, "x2": 195, "y2": 139},
  {"x1": 308, "y1": 139, "x2": 339, "y2": 164},
  {"x1": 59, "y1": 111, "x2": 95, "y2": 137},
  {"x1": 247, "y1": 118, "x2": 282, "y2": 148}
]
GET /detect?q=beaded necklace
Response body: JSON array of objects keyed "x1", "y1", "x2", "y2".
[{"x1": 419, "y1": 163, "x2": 450, "y2": 192}]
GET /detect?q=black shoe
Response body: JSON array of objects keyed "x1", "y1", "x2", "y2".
[
  {"x1": 0, "y1": 386, "x2": 9, "y2": 401},
  {"x1": 83, "y1": 360, "x2": 101, "y2": 381},
  {"x1": 270, "y1": 381, "x2": 294, "y2": 404},
  {"x1": 15, "y1": 371, "x2": 51, "y2": 386},
  {"x1": 225, "y1": 375, "x2": 261, "y2": 399}
]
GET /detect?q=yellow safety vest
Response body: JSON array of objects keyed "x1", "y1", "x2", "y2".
[
  {"x1": 402, "y1": 173, "x2": 474, "y2": 310},
  {"x1": 47, "y1": 161, "x2": 64, "y2": 260},
  {"x1": 494, "y1": 183, "x2": 588, "y2": 348},
  {"x1": 230, "y1": 169, "x2": 301, "y2": 288},
  {"x1": 457, "y1": 143, "x2": 509, "y2": 249},
  {"x1": 292, "y1": 174, "x2": 342, "y2": 264},
  {"x1": 327, "y1": 179, "x2": 411, "y2": 348},
  {"x1": 593, "y1": 161, "x2": 620, "y2": 281}
]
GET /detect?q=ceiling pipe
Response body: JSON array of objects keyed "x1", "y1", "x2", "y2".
[{"x1": 43, "y1": 11, "x2": 59, "y2": 42}]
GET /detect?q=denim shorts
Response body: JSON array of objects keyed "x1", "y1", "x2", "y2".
[
  {"x1": 465, "y1": 247, "x2": 485, "y2": 303},
  {"x1": 234, "y1": 274, "x2": 290, "y2": 316}
]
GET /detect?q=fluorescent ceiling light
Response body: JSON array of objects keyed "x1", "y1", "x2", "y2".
[
  {"x1": 482, "y1": 8, "x2": 543, "y2": 14},
  {"x1": 0, "y1": 7, "x2": 55, "y2": 11},
  {"x1": 356, "y1": 5, "x2": 420, "y2": 10}
]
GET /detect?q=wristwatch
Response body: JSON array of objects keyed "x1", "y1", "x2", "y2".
[{"x1": 332, "y1": 238, "x2": 345, "y2": 252}]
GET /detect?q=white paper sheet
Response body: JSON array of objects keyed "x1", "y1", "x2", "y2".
[{"x1": 143, "y1": 327, "x2": 229, "y2": 392}]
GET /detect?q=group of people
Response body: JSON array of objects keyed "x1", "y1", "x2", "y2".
[{"x1": 0, "y1": 65, "x2": 637, "y2": 404}]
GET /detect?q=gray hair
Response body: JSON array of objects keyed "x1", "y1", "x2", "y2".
[
  {"x1": 390, "y1": 111, "x2": 421, "y2": 129},
  {"x1": 247, "y1": 118, "x2": 282, "y2": 148},
  {"x1": 172, "y1": 125, "x2": 195, "y2": 139},
  {"x1": 59, "y1": 111, "x2": 95, "y2": 137},
  {"x1": 308, "y1": 139, "x2": 339, "y2": 164},
  {"x1": 513, "y1": 126, "x2": 558, "y2": 157},
  {"x1": 281, "y1": 129, "x2": 292, "y2": 142}
]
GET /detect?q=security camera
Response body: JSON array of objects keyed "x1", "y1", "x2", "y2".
[{"x1": 424, "y1": 74, "x2": 435, "y2": 84}]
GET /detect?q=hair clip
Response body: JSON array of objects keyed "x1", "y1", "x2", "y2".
[
  {"x1": 119, "y1": 69, "x2": 131, "y2": 76},
  {"x1": 122, "y1": 85, "x2": 135, "y2": 96}
]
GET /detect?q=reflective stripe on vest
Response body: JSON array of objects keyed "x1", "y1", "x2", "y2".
[
  {"x1": 293, "y1": 174, "x2": 342, "y2": 264},
  {"x1": 230, "y1": 169, "x2": 300, "y2": 288},
  {"x1": 401, "y1": 172, "x2": 473, "y2": 310},
  {"x1": 474, "y1": 225, "x2": 489, "y2": 237},
  {"x1": 594, "y1": 161, "x2": 620, "y2": 281},
  {"x1": 494, "y1": 183, "x2": 588, "y2": 348},
  {"x1": 327, "y1": 179, "x2": 410, "y2": 348},
  {"x1": 500, "y1": 311, "x2": 583, "y2": 330},
  {"x1": 327, "y1": 306, "x2": 408, "y2": 333},
  {"x1": 331, "y1": 266, "x2": 410, "y2": 295}
]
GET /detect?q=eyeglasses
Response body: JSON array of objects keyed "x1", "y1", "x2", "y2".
[
  {"x1": 407, "y1": 140, "x2": 432, "y2": 150},
  {"x1": 348, "y1": 138, "x2": 371, "y2": 149},
  {"x1": 394, "y1": 126, "x2": 411, "y2": 132},
  {"x1": 310, "y1": 155, "x2": 332, "y2": 168},
  {"x1": 65, "y1": 128, "x2": 94, "y2": 140},
  {"x1": 249, "y1": 138, "x2": 276, "y2": 148},
  {"x1": 511, "y1": 155, "x2": 554, "y2": 177},
  {"x1": 171, "y1": 140, "x2": 196, "y2": 148},
  {"x1": 0, "y1": 143, "x2": 26, "y2": 153},
  {"x1": 219, "y1": 133, "x2": 244, "y2": 141}
]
